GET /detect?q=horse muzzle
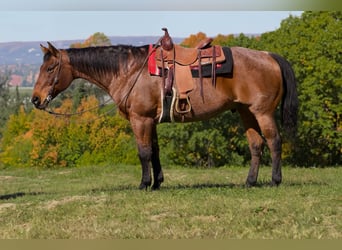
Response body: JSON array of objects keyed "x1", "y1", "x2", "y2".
[{"x1": 31, "y1": 95, "x2": 52, "y2": 110}]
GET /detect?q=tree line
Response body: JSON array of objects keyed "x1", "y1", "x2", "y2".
[{"x1": 0, "y1": 12, "x2": 340, "y2": 168}]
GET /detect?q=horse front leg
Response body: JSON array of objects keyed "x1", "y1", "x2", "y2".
[
  {"x1": 137, "y1": 144, "x2": 152, "y2": 190},
  {"x1": 131, "y1": 117, "x2": 154, "y2": 190}
]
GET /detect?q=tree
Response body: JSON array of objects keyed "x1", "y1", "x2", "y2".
[
  {"x1": 0, "y1": 97, "x2": 138, "y2": 168},
  {"x1": 70, "y1": 32, "x2": 111, "y2": 48},
  {"x1": 158, "y1": 111, "x2": 248, "y2": 168},
  {"x1": 259, "y1": 11, "x2": 341, "y2": 166},
  {"x1": 0, "y1": 75, "x2": 24, "y2": 139},
  {"x1": 0, "y1": 75, "x2": 10, "y2": 131},
  {"x1": 213, "y1": 33, "x2": 260, "y2": 49},
  {"x1": 181, "y1": 32, "x2": 208, "y2": 48}
]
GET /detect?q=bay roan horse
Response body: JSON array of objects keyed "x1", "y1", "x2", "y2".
[{"x1": 31, "y1": 40, "x2": 298, "y2": 190}]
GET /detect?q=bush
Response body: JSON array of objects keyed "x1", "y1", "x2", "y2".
[{"x1": 0, "y1": 97, "x2": 139, "y2": 168}]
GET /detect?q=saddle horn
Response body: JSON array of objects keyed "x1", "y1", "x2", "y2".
[{"x1": 161, "y1": 28, "x2": 174, "y2": 51}]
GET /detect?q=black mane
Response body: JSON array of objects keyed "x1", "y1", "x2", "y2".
[{"x1": 66, "y1": 45, "x2": 149, "y2": 78}]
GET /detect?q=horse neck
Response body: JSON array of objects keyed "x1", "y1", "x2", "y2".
[{"x1": 66, "y1": 45, "x2": 149, "y2": 93}]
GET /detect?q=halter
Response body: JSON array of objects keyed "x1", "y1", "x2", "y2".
[{"x1": 46, "y1": 52, "x2": 63, "y2": 104}]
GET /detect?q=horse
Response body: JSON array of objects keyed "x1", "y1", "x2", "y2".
[{"x1": 31, "y1": 37, "x2": 298, "y2": 190}]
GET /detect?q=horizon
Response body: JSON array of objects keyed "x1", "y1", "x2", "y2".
[{"x1": 0, "y1": 11, "x2": 302, "y2": 43}]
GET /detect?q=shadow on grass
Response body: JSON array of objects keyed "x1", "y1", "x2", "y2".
[
  {"x1": 0, "y1": 192, "x2": 46, "y2": 200},
  {"x1": 90, "y1": 179, "x2": 327, "y2": 193},
  {"x1": 0, "y1": 180, "x2": 328, "y2": 200}
]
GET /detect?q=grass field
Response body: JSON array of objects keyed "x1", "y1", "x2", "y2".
[{"x1": 0, "y1": 165, "x2": 341, "y2": 239}]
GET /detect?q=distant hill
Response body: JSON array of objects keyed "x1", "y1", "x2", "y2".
[
  {"x1": 0, "y1": 36, "x2": 184, "y2": 65},
  {"x1": 0, "y1": 36, "x2": 184, "y2": 87}
]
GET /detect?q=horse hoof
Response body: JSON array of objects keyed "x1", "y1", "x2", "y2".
[
  {"x1": 245, "y1": 179, "x2": 257, "y2": 188},
  {"x1": 151, "y1": 183, "x2": 161, "y2": 191},
  {"x1": 270, "y1": 180, "x2": 281, "y2": 187},
  {"x1": 139, "y1": 183, "x2": 149, "y2": 190}
]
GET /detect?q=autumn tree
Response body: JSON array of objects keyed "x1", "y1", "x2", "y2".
[
  {"x1": 181, "y1": 32, "x2": 208, "y2": 48},
  {"x1": 0, "y1": 97, "x2": 138, "y2": 168},
  {"x1": 70, "y1": 32, "x2": 111, "y2": 48}
]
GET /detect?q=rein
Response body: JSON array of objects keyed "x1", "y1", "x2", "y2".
[
  {"x1": 43, "y1": 38, "x2": 163, "y2": 120},
  {"x1": 45, "y1": 98, "x2": 113, "y2": 117}
]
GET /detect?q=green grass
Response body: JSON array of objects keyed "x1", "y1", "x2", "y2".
[{"x1": 0, "y1": 165, "x2": 341, "y2": 239}]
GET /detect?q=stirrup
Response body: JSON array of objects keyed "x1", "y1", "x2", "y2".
[{"x1": 175, "y1": 95, "x2": 192, "y2": 114}]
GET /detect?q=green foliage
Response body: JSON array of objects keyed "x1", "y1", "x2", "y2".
[
  {"x1": 158, "y1": 111, "x2": 248, "y2": 168},
  {"x1": 213, "y1": 33, "x2": 261, "y2": 49},
  {"x1": 0, "y1": 75, "x2": 11, "y2": 131},
  {"x1": 258, "y1": 12, "x2": 341, "y2": 166},
  {"x1": 0, "y1": 76, "x2": 25, "y2": 137}
]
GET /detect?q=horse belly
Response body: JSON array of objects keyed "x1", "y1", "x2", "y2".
[{"x1": 173, "y1": 77, "x2": 235, "y2": 122}]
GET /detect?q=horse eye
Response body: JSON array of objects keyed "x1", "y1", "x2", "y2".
[{"x1": 47, "y1": 65, "x2": 55, "y2": 73}]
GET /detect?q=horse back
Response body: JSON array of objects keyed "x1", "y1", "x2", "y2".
[{"x1": 171, "y1": 47, "x2": 283, "y2": 122}]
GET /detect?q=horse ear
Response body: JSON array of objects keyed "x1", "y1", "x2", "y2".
[
  {"x1": 40, "y1": 44, "x2": 49, "y2": 55},
  {"x1": 47, "y1": 42, "x2": 60, "y2": 57}
]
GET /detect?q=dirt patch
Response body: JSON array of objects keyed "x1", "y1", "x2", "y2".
[
  {"x1": 43, "y1": 195, "x2": 106, "y2": 210},
  {"x1": 191, "y1": 215, "x2": 218, "y2": 223},
  {"x1": 0, "y1": 203, "x2": 16, "y2": 212},
  {"x1": 44, "y1": 196, "x2": 89, "y2": 210},
  {"x1": 57, "y1": 170, "x2": 72, "y2": 175},
  {"x1": 0, "y1": 176, "x2": 16, "y2": 181}
]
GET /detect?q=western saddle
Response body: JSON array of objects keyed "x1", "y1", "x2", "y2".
[{"x1": 155, "y1": 28, "x2": 225, "y2": 115}]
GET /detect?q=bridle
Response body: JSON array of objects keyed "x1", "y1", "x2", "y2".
[{"x1": 45, "y1": 51, "x2": 63, "y2": 105}]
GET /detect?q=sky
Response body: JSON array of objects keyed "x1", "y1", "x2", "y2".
[{"x1": 0, "y1": 11, "x2": 303, "y2": 43}]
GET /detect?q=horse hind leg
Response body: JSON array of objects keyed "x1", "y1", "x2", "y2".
[
  {"x1": 238, "y1": 106, "x2": 265, "y2": 187},
  {"x1": 255, "y1": 114, "x2": 282, "y2": 186}
]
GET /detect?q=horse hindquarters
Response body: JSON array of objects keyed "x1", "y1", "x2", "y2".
[{"x1": 232, "y1": 48, "x2": 285, "y2": 186}]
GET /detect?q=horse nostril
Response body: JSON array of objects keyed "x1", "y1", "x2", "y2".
[{"x1": 31, "y1": 96, "x2": 40, "y2": 107}]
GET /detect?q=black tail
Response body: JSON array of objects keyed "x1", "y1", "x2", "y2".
[{"x1": 270, "y1": 53, "x2": 298, "y2": 139}]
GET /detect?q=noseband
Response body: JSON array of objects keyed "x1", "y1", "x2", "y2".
[{"x1": 46, "y1": 52, "x2": 63, "y2": 104}]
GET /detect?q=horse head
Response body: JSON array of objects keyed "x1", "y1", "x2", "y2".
[{"x1": 31, "y1": 42, "x2": 73, "y2": 110}]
